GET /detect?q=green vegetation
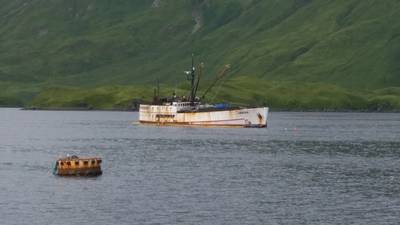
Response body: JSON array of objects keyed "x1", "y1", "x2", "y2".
[
  {"x1": 1, "y1": 0, "x2": 400, "y2": 110},
  {"x1": 30, "y1": 77, "x2": 400, "y2": 112}
]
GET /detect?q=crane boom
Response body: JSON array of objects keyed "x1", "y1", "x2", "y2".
[{"x1": 201, "y1": 64, "x2": 230, "y2": 100}]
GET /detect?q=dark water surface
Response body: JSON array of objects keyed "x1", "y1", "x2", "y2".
[{"x1": 1, "y1": 108, "x2": 399, "y2": 225}]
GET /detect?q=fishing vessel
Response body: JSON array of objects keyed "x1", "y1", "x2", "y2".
[{"x1": 139, "y1": 56, "x2": 269, "y2": 128}]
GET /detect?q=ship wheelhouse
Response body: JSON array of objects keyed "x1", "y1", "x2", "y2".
[{"x1": 171, "y1": 101, "x2": 200, "y2": 112}]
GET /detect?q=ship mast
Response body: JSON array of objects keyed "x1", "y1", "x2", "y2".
[
  {"x1": 185, "y1": 54, "x2": 197, "y2": 105},
  {"x1": 190, "y1": 54, "x2": 196, "y2": 105}
]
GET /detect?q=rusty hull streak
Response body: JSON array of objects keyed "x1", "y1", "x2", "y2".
[{"x1": 138, "y1": 120, "x2": 259, "y2": 128}]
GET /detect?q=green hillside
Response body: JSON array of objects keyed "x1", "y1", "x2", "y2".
[{"x1": 1, "y1": 0, "x2": 400, "y2": 110}]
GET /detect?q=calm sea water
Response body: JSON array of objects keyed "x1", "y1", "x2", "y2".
[{"x1": 0, "y1": 108, "x2": 399, "y2": 225}]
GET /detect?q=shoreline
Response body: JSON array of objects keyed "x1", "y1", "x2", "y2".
[
  {"x1": 20, "y1": 107, "x2": 137, "y2": 112},
  {"x1": 14, "y1": 106, "x2": 400, "y2": 113}
]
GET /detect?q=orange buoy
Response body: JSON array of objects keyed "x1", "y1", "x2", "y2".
[{"x1": 53, "y1": 155, "x2": 102, "y2": 176}]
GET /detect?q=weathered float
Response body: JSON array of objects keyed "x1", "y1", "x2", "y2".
[{"x1": 53, "y1": 155, "x2": 102, "y2": 176}]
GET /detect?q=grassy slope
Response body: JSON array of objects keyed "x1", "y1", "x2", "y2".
[
  {"x1": 1, "y1": 0, "x2": 400, "y2": 109},
  {"x1": 31, "y1": 78, "x2": 400, "y2": 111}
]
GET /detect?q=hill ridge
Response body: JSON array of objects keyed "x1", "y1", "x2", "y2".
[{"x1": 0, "y1": 0, "x2": 400, "y2": 109}]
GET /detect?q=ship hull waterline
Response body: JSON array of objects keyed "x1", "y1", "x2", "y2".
[{"x1": 139, "y1": 105, "x2": 269, "y2": 128}]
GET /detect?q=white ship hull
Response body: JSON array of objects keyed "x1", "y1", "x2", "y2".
[{"x1": 139, "y1": 104, "x2": 269, "y2": 128}]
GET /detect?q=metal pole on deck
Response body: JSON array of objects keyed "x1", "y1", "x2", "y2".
[{"x1": 190, "y1": 54, "x2": 195, "y2": 105}]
